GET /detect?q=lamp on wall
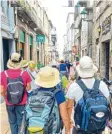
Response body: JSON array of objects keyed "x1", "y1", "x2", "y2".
[
  {"x1": 97, "y1": 25, "x2": 101, "y2": 35},
  {"x1": 81, "y1": 9, "x2": 88, "y2": 20},
  {"x1": 75, "y1": 3, "x2": 81, "y2": 7}
]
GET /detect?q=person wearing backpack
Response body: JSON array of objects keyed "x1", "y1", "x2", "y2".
[
  {"x1": 23, "y1": 66, "x2": 70, "y2": 134},
  {"x1": 66, "y1": 56, "x2": 111, "y2": 134},
  {"x1": 0, "y1": 53, "x2": 32, "y2": 134},
  {"x1": 27, "y1": 61, "x2": 38, "y2": 90}
]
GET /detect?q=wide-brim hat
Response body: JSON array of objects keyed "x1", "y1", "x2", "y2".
[
  {"x1": 21, "y1": 60, "x2": 29, "y2": 68},
  {"x1": 76, "y1": 56, "x2": 98, "y2": 78},
  {"x1": 7, "y1": 53, "x2": 22, "y2": 69},
  {"x1": 35, "y1": 66, "x2": 60, "y2": 88},
  {"x1": 28, "y1": 61, "x2": 36, "y2": 69}
]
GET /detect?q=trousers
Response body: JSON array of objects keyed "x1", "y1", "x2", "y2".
[{"x1": 6, "y1": 105, "x2": 25, "y2": 134}]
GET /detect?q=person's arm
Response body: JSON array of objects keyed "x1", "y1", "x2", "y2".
[
  {"x1": 55, "y1": 91, "x2": 70, "y2": 134},
  {"x1": 0, "y1": 85, "x2": 6, "y2": 97},
  {"x1": 59, "y1": 102, "x2": 70, "y2": 134},
  {"x1": 26, "y1": 83, "x2": 31, "y2": 91},
  {"x1": 25, "y1": 71, "x2": 32, "y2": 91},
  {"x1": 67, "y1": 99, "x2": 75, "y2": 123}
]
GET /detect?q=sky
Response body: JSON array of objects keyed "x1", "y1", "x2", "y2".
[{"x1": 39, "y1": 0, "x2": 77, "y2": 59}]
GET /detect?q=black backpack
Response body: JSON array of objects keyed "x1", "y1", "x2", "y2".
[
  {"x1": 5, "y1": 71, "x2": 25, "y2": 105},
  {"x1": 75, "y1": 79, "x2": 111, "y2": 133}
]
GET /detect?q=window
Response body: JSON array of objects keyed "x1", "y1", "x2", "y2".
[
  {"x1": 19, "y1": 31, "x2": 25, "y2": 43},
  {"x1": 29, "y1": 35, "x2": 33, "y2": 45},
  {"x1": 1, "y1": 0, "x2": 5, "y2": 13}
]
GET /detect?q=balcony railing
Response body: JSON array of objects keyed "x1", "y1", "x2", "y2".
[
  {"x1": 96, "y1": 0, "x2": 102, "y2": 6},
  {"x1": 1, "y1": 13, "x2": 10, "y2": 26}
]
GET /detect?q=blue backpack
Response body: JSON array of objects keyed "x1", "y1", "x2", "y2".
[
  {"x1": 21, "y1": 88, "x2": 62, "y2": 134},
  {"x1": 75, "y1": 79, "x2": 111, "y2": 133}
]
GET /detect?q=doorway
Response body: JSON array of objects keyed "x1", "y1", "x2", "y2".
[
  {"x1": 30, "y1": 45, "x2": 32, "y2": 60},
  {"x1": 104, "y1": 41, "x2": 110, "y2": 79},
  {"x1": 2, "y1": 39, "x2": 9, "y2": 70},
  {"x1": 19, "y1": 42, "x2": 24, "y2": 59},
  {"x1": 37, "y1": 51, "x2": 39, "y2": 62}
]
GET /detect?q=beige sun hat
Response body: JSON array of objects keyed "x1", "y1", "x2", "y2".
[
  {"x1": 35, "y1": 66, "x2": 60, "y2": 88},
  {"x1": 76, "y1": 56, "x2": 98, "y2": 78},
  {"x1": 21, "y1": 60, "x2": 29, "y2": 68},
  {"x1": 28, "y1": 61, "x2": 36, "y2": 69},
  {"x1": 7, "y1": 53, "x2": 22, "y2": 69}
]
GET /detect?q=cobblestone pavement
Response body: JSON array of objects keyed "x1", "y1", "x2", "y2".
[
  {"x1": 1, "y1": 103, "x2": 11, "y2": 134},
  {"x1": 0, "y1": 103, "x2": 111, "y2": 134}
]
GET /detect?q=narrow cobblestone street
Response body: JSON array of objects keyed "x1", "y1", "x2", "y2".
[{"x1": 0, "y1": 0, "x2": 112, "y2": 134}]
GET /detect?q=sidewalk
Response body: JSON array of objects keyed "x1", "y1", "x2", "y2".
[{"x1": 0, "y1": 103, "x2": 11, "y2": 134}]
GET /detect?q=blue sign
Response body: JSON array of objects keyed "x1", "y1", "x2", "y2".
[{"x1": 36, "y1": 34, "x2": 45, "y2": 43}]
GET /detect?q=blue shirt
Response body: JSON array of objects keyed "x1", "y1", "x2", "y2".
[
  {"x1": 36, "y1": 87, "x2": 66, "y2": 105},
  {"x1": 59, "y1": 63, "x2": 67, "y2": 72}
]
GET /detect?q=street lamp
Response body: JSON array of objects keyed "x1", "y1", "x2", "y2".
[
  {"x1": 75, "y1": 3, "x2": 81, "y2": 8},
  {"x1": 81, "y1": 9, "x2": 87, "y2": 19},
  {"x1": 81, "y1": 9, "x2": 93, "y2": 23}
]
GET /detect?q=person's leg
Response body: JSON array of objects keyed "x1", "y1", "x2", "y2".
[
  {"x1": 6, "y1": 105, "x2": 17, "y2": 134},
  {"x1": 15, "y1": 105, "x2": 25, "y2": 134}
]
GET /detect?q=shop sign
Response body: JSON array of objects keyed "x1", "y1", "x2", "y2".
[
  {"x1": 36, "y1": 34, "x2": 45, "y2": 43},
  {"x1": 102, "y1": 15, "x2": 111, "y2": 35},
  {"x1": 72, "y1": 45, "x2": 78, "y2": 55}
]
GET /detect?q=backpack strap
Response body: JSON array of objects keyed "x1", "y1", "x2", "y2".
[
  {"x1": 53, "y1": 88, "x2": 61, "y2": 95},
  {"x1": 28, "y1": 71, "x2": 35, "y2": 80},
  {"x1": 4, "y1": 71, "x2": 8, "y2": 77},
  {"x1": 76, "y1": 80, "x2": 88, "y2": 92},
  {"x1": 93, "y1": 79, "x2": 100, "y2": 90},
  {"x1": 20, "y1": 71, "x2": 24, "y2": 76}
]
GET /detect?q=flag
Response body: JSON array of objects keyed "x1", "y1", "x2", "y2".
[{"x1": 68, "y1": 0, "x2": 74, "y2": 7}]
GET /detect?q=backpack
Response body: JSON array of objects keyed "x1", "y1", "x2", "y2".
[
  {"x1": 23, "y1": 88, "x2": 62, "y2": 134},
  {"x1": 74, "y1": 79, "x2": 111, "y2": 133},
  {"x1": 5, "y1": 71, "x2": 25, "y2": 105},
  {"x1": 27, "y1": 70, "x2": 37, "y2": 90}
]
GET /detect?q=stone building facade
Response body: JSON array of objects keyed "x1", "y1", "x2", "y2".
[
  {"x1": 92, "y1": 0, "x2": 112, "y2": 79},
  {"x1": 1, "y1": 0, "x2": 15, "y2": 71}
]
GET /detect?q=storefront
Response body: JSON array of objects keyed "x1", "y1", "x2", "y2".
[
  {"x1": 100, "y1": 15, "x2": 112, "y2": 79},
  {"x1": 16, "y1": 30, "x2": 25, "y2": 59}
]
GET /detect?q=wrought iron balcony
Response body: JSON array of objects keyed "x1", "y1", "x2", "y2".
[{"x1": 11, "y1": 0, "x2": 44, "y2": 34}]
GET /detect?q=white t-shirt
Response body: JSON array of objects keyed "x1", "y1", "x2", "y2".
[{"x1": 66, "y1": 78, "x2": 109, "y2": 103}]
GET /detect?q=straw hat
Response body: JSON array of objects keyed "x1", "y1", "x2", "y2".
[
  {"x1": 28, "y1": 61, "x2": 36, "y2": 69},
  {"x1": 76, "y1": 56, "x2": 98, "y2": 78},
  {"x1": 7, "y1": 53, "x2": 22, "y2": 69},
  {"x1": 21, "y1": 60, "x2": 29, "y2": 68},
  {"x1": 35, "y1": 66, "x2": 60, "y2": 88}
]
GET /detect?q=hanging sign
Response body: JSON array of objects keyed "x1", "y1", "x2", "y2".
[
  {"x1": 36, "y1": 34, "x2": 45, "y2": 43},
  {"x1": 72, "y1": 45, "x2": 78, "y2": 54}
]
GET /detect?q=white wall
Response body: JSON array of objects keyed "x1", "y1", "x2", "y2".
[{"x1": 66, "y1": 13, "x2": 74, "y2": 52}]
